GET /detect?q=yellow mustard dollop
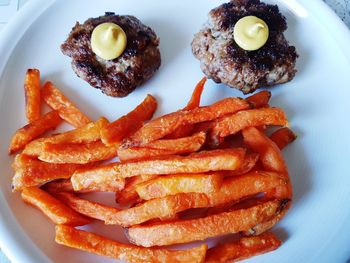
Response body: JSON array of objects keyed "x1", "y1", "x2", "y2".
[
  {"x1": 233, "y1": 16, "x2": 269, "y2": 51},
  {"x1": 91, "y1": 22, "x2": 127, "y2": 60}
]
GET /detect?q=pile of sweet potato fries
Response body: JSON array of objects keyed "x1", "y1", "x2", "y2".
[{"x1": 9, "y1": 69, "x2": 296, "y2": 263}]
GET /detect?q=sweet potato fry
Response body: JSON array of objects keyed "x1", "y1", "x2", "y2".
[
  {"x1": 112, "y1": 171, "x2": 287, "y2": 226},
  {"x1": 73, "y1": 149, "x2": 245, "y2": 181},
  {"x1": 245, "y1": 90, "x2": 271, "y2": 108},
  {"x1": 116, "y1": 174, "x2": 158, "y2": 205},
  {"x1": 43, "y1": 179, "x2": 77, "y2": 193},
  {"x1": 12, "y1": 154, "x2": 92, "y2": 191},
  {"x1": 108, "y1": 193, "x2": 210, "y2": 227},
  {"x1": 210, "y1": 108, "x2": 288, "y2": 141},
  {"x1": 23, "y1": 117, "x2": 108, "y2": 156},
  {"x1": 127, "y1": 199, "x2": 284, "y2": 247},
  {"x1": 207, "y1": 171, "x2": 289, "y2": 206},
  {"x1": 205, "y1": 232, "x2": 281, "y2": 263},
  {"x1": 118, "y1": 132, "x2": 206, "y2": 162},
  {"x1": 9, "y1": 110, "x2": 62, "y2": 154},
  {"x1": 122, "y1": 97, "x2": 250, "y2": 147},
  {"x1": 118, "y1": 148, "x2": 246, "y2": 177},
  {"x1": 244, "y1": 202, "x2": 290, "y2": 236},
  {"x1": 55, "y1": 225, "x2": 207, "y2": 263},
  {"x1": 38, "y1": 140, "x2": 118, "y2": 164},
  {"x1": 100, "y1": 94, "x2": 157, "y2": 146},
  {"x1": 184, "y1": 77, "x2": 207, "y2": 110},
  {"x1": 166, "y1": 77, "x2": 207, "y2": 139},
  {"x1": 136, "y1": 172, "x2": 223, "y2": 200},
  {"x1": 269, "y1": 127, "x2": 297, "y2": 150},
  {"x1": 224, "y1": 153, "x2": 259, "y2": 177},
  {"x1": 24, "y1": 69, "x2": 41, "y2": 122},
  {"x1": 21, "y1": 187, "x2": 90, "y2": 226},
  {"x1": 54, "y1": 192, "x2": 120, "y2": 221},
  {"x1": 242, "y1": 127, "x2": 289, "y2": 175},
  {"x1": 71, "y1": 164, "x2": 125, "y2": 192},
  {"x1": 42, "y1": 82, "x2": 91, "y2": 127}
]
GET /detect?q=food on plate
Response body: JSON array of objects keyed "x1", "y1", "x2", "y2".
[
  {"x1": 71, "y1": 164, "x2": 125, "y2": 192},
  {"x1": 61, "y1": 12, "x2": 161, "y2": 97},
  {"x1": 210, "y1": 107, "x2": 288, "y2": 144},
  {"x1": 42, "y1": 82, "x2": 91, "y2": 127},
  {"x1": 38, "y1": 140, "x2": 118, "y2": 164},
  {"x1": 233, "y1": 15, "x2": 269, "y2": 51},
  {"x1": 192, "y1": 0, "x2": 298, "y2": 94},
  {"x1": 108, "y1": 192, "x2": 209, "y2": 227},
  {"x1": 122, "y1": 97, "x2": 250, "y2": 147},
  {"x1": 8, "y1": 110, "x2": 62, "y2": 154},
  {"x1": 205, "y1": 232, "x2": 281, "y2": 262},
  {"x1": 24, "y1": 69, "x2": 41, "y2": 123},
  {"x1": 100, "y1": 94, "x2": 157, "y2": 146},
  {"x1": 135, "y1": 172, "x2": 223, "y2": 200},
  {"x1": 269, "y1": 127, "x2": 297, "y2": 150},
  {"x1": 55, "y1": 225, "x2": 207, "y2": 263},
  {"x1": 126, "y1": 199, "x2": 287, "y2": 247},
  {"x1": 22, "y1": 117, "x2": 109, "y2": 156},
  {"x1": 115, "y1": 174, "x2": 158, "y2": 205},
  {"x1": 54, "y1": 192, "x2": 120, "y2": 221},
  {"x1": 11, "y1": 70, "x2": 296, "y2": 262},
  {"x1": 72, "y1": 148, "x2": 245, "y2": 181},
  {"x1": 21, "y1": 187, "x2": 90, "y2": 226},
  {"x1": 91, "y1": 22, "x2": 127, "y2": 61},
  {"x1": 117, "y1": 131, "x2": 206, "y2": 162},
  {"x1": 11, "y1": 154, "x2": 93, "y2": 191}
]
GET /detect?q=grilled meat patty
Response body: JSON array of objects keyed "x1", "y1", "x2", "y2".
[
  {"x1": 191, "y1": 0, "x2": 298, "y2": 94},
  {"x1": 61, "y1": 12, "x2": 161, "y2": 97}
]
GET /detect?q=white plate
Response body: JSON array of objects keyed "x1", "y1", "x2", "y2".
[{"x1": 1, "y1": 0, "x2": 350, "y2": 262}]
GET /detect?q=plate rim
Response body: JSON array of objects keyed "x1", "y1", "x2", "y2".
[{"x1": 0, "y1": 0, "x2": 350, "y2": 262}]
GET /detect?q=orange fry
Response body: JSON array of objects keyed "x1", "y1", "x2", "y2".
[
  {"x1": 73, "y1": 149, "x2": 245, "y2": 182},
  {"x1": 42, "y1": 82, "x2": 90, "y2": 127},
  {"x1": 184, "y1": 77, "x2": 206, "y2": 110},
  {"x1": 118, "y1": 148, "x2": 246, "y2": 177},
  {"x1": 245, "y1": 90, "x2": 271, "y2": 108},
  {"x1": 21, "y1": 187, "x2": 90, "y2": 226},
  {"x1": 71, "y1": 164, "x2": 125, "y2": 192},
  {"x1": 242, "y1": 127, "x2": 289, "y2": 175},
  {"x1": 12, "y1": 154, "x2": 92, "y2": 191},
  {"x1": 108, "y1": 193, "x2": 210, "y2": 227},
  {"x1": 269, "y1": 127, "x2": 297, "y2": 150},
  {"x1": 56, "y1": 225, "x2": 207, "y2": 263},
  {"x1": 111, "y1": 171, "x2": 288, "y2": 226},
  {"x1": 38, "y1": 140, "x2": 118, "y2": 164},
  {"x1": 207, "y1": 171, "x2": 289, "y2": 207},
  {"x1": 116, "y1": 174, "x2": 158, "y2": 205},
  {"x1": 118, "y1": 132, "x2": 206, "y2": 162},
  {"x1": 43, "y1": 179, "x2": 81, "y2": 193},
  {"x1": 54, "y1": 192, "x2": 120, "y2": 221},
  {"x1": 205, "y1": 232, "x2": 281, "y2": 263},
  {"x1": 210, "y1": 108, "x2": 288, "y2": 141},
  {"x1": 122, "y1": 97, "x2": 250, "y2": 147},
  {"x1": 127, "y1": 199, "x2": 285, "y2": 247},
  {"x1": 136, "y1": 172, "x2": 223, "y2": 200},
  {"x1": 9, "y1": 111, "x2": 62, "y2": 154},
  {"x1": 166, "y1": 77, "x2": 207, "y2": 139},
  {"x1": 24, "y1": 69, "x2": 41, "y2": 122},
  {"x1": 224, "y1": 153, "x2": 259, "y2": 177},
  {"x1": 23, "y1": 117, "x2": 108, "y2": 157},
  {"x1": 101, "y1": 94, "x2": 157, "y2": 146}
]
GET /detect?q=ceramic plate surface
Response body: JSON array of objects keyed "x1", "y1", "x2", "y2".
[{"x1": 0, "y1": 0, "x2": 350, "y2": 262}]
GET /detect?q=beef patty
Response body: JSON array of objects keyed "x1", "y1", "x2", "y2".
[
  {"x1": 61, "y1": 12, "x2": 161, "y2": 97},
  {"x1": 191, "y1": 0, "x2": 298, "y2": 94}
]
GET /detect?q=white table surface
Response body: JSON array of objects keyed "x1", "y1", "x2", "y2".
[{"x1": 0, "y1": 0, "x2": 349, "y2": 262}]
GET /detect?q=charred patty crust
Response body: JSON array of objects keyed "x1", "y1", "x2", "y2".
[
  {"x1": 191, "y1": 0, "x2": 298, "y2": 94},
  {"x1": 61, "y1": 12, "x2": 161, "y2": 97}
]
